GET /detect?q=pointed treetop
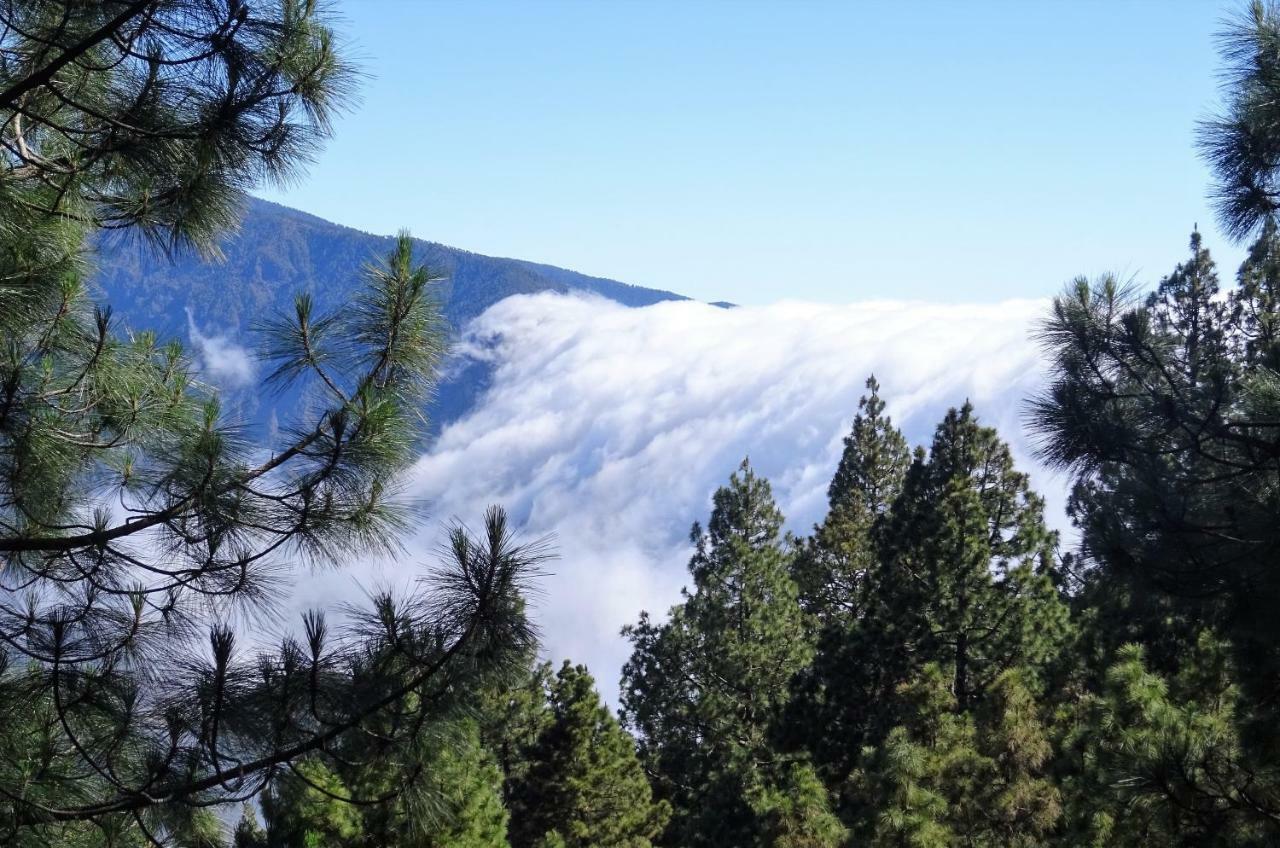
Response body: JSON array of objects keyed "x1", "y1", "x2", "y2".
[{"x1": 827, "y1": 375, "x2": 910, "y2": 515}]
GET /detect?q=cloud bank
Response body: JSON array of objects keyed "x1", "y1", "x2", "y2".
[
  {"x1": 186, "y1": 307, "x2": 257, "y2": 388},
  {"x1": 375, "y1": 292, "x2": 1064, "y2": 701}
]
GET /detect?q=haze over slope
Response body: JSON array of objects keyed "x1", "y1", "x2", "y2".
[
  {"x1": 90, "y1": 198, "x2": 689, "y2": 431},
  {"x1": 324, "y1": 293, "x2": 1061, "y2": 699},
  {"x1": 92, "y1": 201, "x2": 1061, "y2": 697}
]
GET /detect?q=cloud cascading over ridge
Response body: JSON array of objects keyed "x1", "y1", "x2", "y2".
[{"x1": 349, "y1": 292, "x2": 1065, "y2": 701}]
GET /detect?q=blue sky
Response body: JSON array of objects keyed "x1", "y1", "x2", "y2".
[{"x1": 261, "y1": 0, "x2": 1245, "y2": 305}]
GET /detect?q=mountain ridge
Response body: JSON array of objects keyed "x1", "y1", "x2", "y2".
[
  {"x1": 92, "y1": 197, "x2": 690, "y2": 335},
  {"x1": 89, "y1": 197, "x2": 693, "y2": 432}
]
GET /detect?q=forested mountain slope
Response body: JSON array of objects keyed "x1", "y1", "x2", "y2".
[{"x1": 90, "y1": 198, "x2": 689, "y2": 431}]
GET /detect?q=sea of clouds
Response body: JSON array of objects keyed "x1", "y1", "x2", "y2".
[{"x1": 278, "y1": 292, "x2": 1068, "y2": 702}]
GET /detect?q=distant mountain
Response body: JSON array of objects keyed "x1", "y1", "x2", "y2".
[{"x1": 90, "y1": 198, "x2": 689, "y2": 433}]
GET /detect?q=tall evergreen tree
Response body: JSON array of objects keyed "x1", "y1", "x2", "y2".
[
  {"x1": 876, "y1": 404, "x2": 1070, "y2": 712},
  {"x1": 1034, "y1": 228, "x2": 1280, "y2": 839},
  {"x1": 621, "y1": 460, "x2": 828, "y2": 847},
  {"x1": 786, "y1": 378, "x2": 912, "y2": 784},
  {"x1": 1033, "y1": 231, "x2": 1280, "y2": 671},
  {"x1": 509, "y1": 661, "x2": 668, "y2": 848},
  {"x1": 795, "y1": 403, "x2": 1070, "y2": 792},
  {"x1": 478, "y1": 656, "x2": 556, "y2": 817},
  {"x1": 1233, "y1": 217, "x2": 1280, "y2": 371},
  {"x1": 793, "y1": 375, "x2": 910, "y2": 624}
]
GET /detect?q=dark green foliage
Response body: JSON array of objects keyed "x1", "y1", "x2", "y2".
[
  {"x1": 261, "y1": 759, "x2": 364, "y2": 848},
  {"x1": 1200, "y1": 1, "x2": 1280, "y2": 241},
  {"x1": 1031, "y1": 233, "x2": 1280, "y2": 682},
  {"x1": 791, "y1": 397, "x2": 1070, "y2": 797},
  {"x1": 793, "y1": 375, "x2": 910, "y2": 625},
  {"x1": 847, "y1": 665, "x2": 1060, "y2": 847},
  {"x1": 750, "y1": 761, "x2": 848, "y2": 848},
  {"x1": 479, "y1": 655, "x2": 556, "y2": 813},
  {"x1": 508, "y1": 661, "x2": 668, "y2": 848},
  {"x1": 0, "y1": 0, "x2": 353, "y2": 255},
  {"x1": 876, "y1": 404, "x2": 1070, "y2": 711},
  {"x1": 234, "y1": 807, "x2": 268, "y2": 848},
  {"x1": 786, "y1": 379, "x2": 912, "y2": 781},
  {"x1": 255, "y1": 655, "x2": 666, "y2": 848},
  {"x1": 1233, "y1": 217, "x2": 1280, "y2": 371},
  {"x1": 622, "y1": 459, "x2": 834, "y2": 847},
  {"x1": 256, "y1": 724, "x2": 510, "y2": 848},
  {"x1": 1055, "y1": 638, "x2": 1278, "y2": 847},
  {"x1": 1031, "y1": 226, "x2": 1280, "y2": 840}
]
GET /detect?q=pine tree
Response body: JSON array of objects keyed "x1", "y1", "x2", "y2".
[
  {"x1": 0, "y1": 4, "x2": 542, "y2": 835},
  {"x1": 971, "y1": 669, "x2": 1062, "y2": 845},
  {"x1": 478, "y1": 657, "x2": 556, "y2": 816},
  {"x1": 874, "y1": 404, "x2": 1069, "y2": 711},
  {"x1": 1233, "y1": 217, "x2": 1280, "y2": 371},
  {"x1": 750, "y1": 761, "x2": 848, "y2": 848},
  {"x1": 794, "y1": 403, "x2": 1069, "y2": 794},
  {"x1": 392, "y1": 721, "x2": 511, "y2": 848},
  {"x1": 1032, "y1": 238, "x2": 1280, "y2": 837},
  {"x1": 848, "y1": 664, "x2": 1060, "y2": 847},
  {"x1": 786, "y1": 377, "x2": 911, "y2": 785},
  {"x1": 621, "y1": 459, "x2": 826, "y2": 847},
  {"x1": 1031, "y1": 230, "x2": 1280, "y2": 687},
  {"x1": 1199, "y1": 1, "x2": 1280, "y2": 241},
  {"x1": 260, "y1": 758, "x2": 364, "y2": 848},
  {"x1": 847, "y1": 665, "x2": 973, "y2": 848},
  {"x1": 509, "y1": 661, "x2": 668, "y2": 848},
  {"x1": 1058, "y1": 637, "x2": 1278, "y2": 846},
  {"x1": 793, "y1": 375, "x2": 910, "y2": 624},
  {"x1": 257, "y1": 717, "x2": 511, "y2": 848},
  {"x1": 233, "y1": 806, "x2": 268, "y2": 848}
]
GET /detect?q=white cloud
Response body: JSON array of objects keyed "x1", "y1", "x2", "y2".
[
  {"x1": 381, "y1": 292, "x2": 1067, "y2": 702},
  {"x1": 186, "y1": 307, "x2": 257, "y2": 388}
]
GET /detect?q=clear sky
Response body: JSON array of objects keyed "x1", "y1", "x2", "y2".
[{"x1": 260, "y1": 0, "x2": 1246, "y2": 305}]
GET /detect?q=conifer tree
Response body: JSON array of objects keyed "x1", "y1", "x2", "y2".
[
  {"x1": 1233, "y1": 217, "x2": 1280, "y2": 371},
  {"x1": 254, "y1": 717, "x2": 511, "y2": 848},
  {"x1": 509, "y1": 661, "x2": 668, "y2": 848},
  {"x1": 793, "y1": 375, "x2": 910, "y2": 623},
  {"x1": 259, "y1": 758, "x2": 364, "y2": 848},
  {"x1": 1057, "y1": 637, "x2": 1278, "y2": 846},
  {"x1": 750, "y1": 761, "x2": 848, "y2": 848},
  {"x1": 621, "y1": 460, "x2": 826, "y2": 847},
  {"x1": 873, "y1": 404, "x2": 1069, "y2": 711},
  {"x1": 1200, "y1": 1, "x2": 1280, "y2": 241},
  {"x1": 848, "y1": 664, "x2": 973, "y2": 848},
  {"x1": 786, "y1": 377, "x2": 912, "y2": 784},
  {"x1": 479, "y1": 657, "x2": 556, "y2": 816},
  {"x1": 971, "y1": 669, "x2": 1062, "y2": 845},
  {"x1": 1032, "y1": 231, "x2": 1280, "y2": 685},
  {"x1": 0, "y1": 4, "x2": 542, "y2": 836},
  {"x1": 388, "y1": 722, "x2": 510, "y2": 848},
  {"x1": 1033, "y1": 230, "x2": 1280, "y2": 839},
  {"x1": 848, "y1": 665, "x2": 1060, "y2": 847},
  {"x1": 795, "y1": 402, "x2": 1069, "y2": 792},
  {"x1": 233, "y1": 807, "x2": 268, "y2": 848}
]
